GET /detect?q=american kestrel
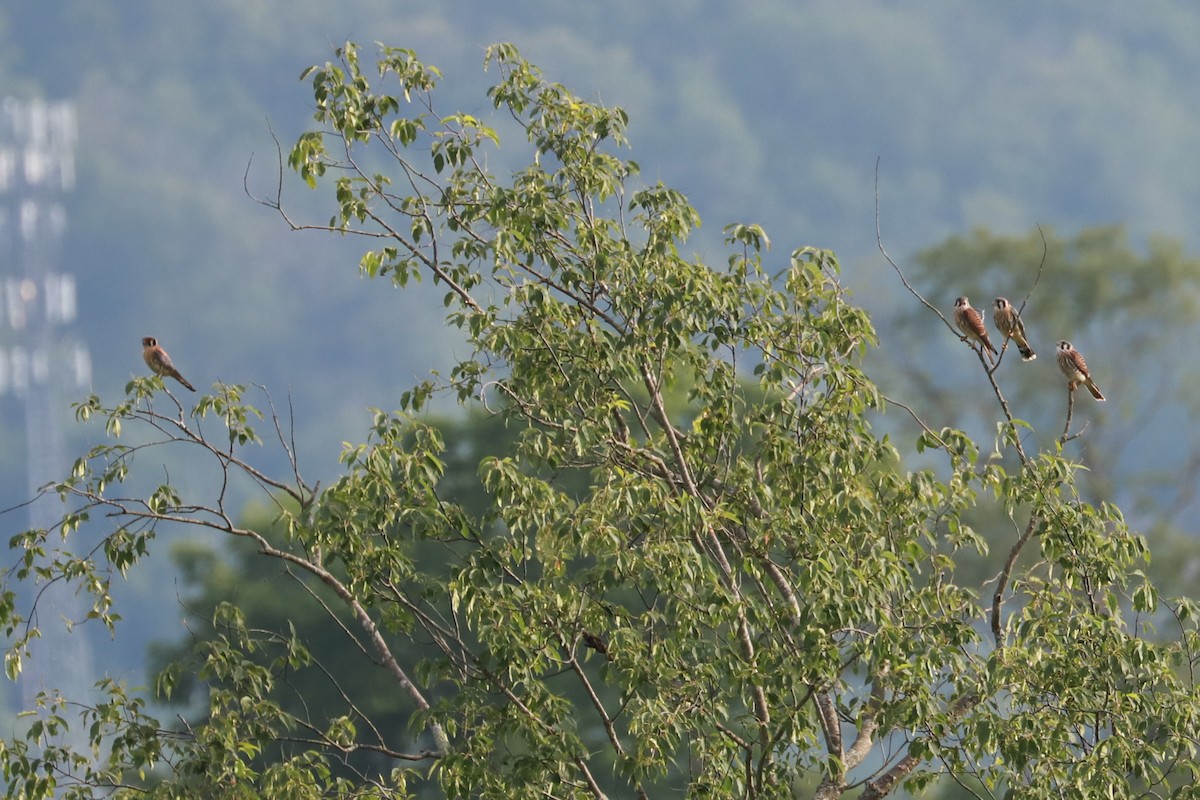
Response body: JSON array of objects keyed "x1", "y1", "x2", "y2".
[
  {"x1": 142, "y1": 336, "x2": 196, "y2": 392},
  {"x1": 953, "y1": 296, "x2": 998, "y2": 359},
  {"x1": 992, "y1": 297, "x2": 1036, "y2": 361},
  {"x1": 1056, "y1": 340, "x2": 1104, "y2": 401}
]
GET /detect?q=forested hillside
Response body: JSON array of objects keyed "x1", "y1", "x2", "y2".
[
  {"x1": 1, "y1": 3, "x2": 1198, "y2": 471},
  {"x1": 2, "y1": 6, "x2": 1200, "y2": 796}
]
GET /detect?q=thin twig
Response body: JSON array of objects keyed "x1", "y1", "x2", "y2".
[
  {"x1": 1016, "y1": 223, "x2": 1049, "y2": 317},
  {"x1": 874, "y1": 158, "x2": 956, "y2": 334}
]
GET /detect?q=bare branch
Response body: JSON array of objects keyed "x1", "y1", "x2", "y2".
[
  {"x1": 1015, "y1": 222, "x2": 1048, "y2": 317},
  {"x1": 991, "y1": 513, "x2": 1040, "y2": 645},
  {"x1": 243, "y1": 119, "x2": 287, "y2": 214},
  {"x1": 844, "y1": 675, "x2": 887, "y2": 771}
]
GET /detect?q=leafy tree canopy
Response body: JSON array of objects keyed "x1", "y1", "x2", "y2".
[{"x1": 2, "y1": 42, "x2": 1199, "y2": 799}]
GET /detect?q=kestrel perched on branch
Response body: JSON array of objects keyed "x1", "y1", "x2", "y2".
[
  {"x1": 142, "y1": 336, "x2": 196, "y2": 392},
  {"x1": 1056, "y1": 340, "x2": 1104, "y2": 401},
  {"x1": 992, "y1": 297, "x2": 1036, "y2": 361},
  {"x1": 953, "y1": 296, "x2": 998, "y2": 359}
]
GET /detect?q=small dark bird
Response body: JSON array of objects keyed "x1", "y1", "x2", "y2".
[
  {"x1": 582, "y1": 631, "x2": 613, "y2": 662},
  {"x1": 142, "y1": 336, "x2": 195, "y2": 391}
]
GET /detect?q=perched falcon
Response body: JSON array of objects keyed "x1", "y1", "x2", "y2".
[
  {"x1": 992, "y1": 297, "x2": 1036, "y2": 361},
  {"x1": 1056, "y1": 340, "x2": 1104, "y2": 401},
  {"x1": 142, "y1": 336, "x2": 196, "y2": 392},
  {"x1": 953, "y1": 296, "x2": 998, "y2": 359}
]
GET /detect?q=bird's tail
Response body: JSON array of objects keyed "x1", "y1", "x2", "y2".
[
  {"x1": 1018, "y1": 343, "x2": 1036, "y2": 361},
  {"x1": 172, "y1": 371, "x2": 196, "y2": 392},
  {"x1": 1086, "y1": 381, "x2": 1105, "y2": 401}
]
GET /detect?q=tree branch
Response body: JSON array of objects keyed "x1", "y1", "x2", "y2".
[
  {"x1": 860, "y1": 693, "x2": 978, "y2": 800},
  {"x1": 991, "y1": 513, "x2": 1040, "y2": 645}
]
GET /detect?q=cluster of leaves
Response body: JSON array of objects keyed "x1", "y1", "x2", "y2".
[{"x1": 1, "y1": 43, "x2": 1199, "y2": 799}]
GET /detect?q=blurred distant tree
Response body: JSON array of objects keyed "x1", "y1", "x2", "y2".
[{"x1": 3, "y1": 43, "x2": 1200, "y2": 800}]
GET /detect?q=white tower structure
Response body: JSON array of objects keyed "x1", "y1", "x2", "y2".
[{"x1": 0, "y1": 97, "x2": 93, "y2": 713}]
